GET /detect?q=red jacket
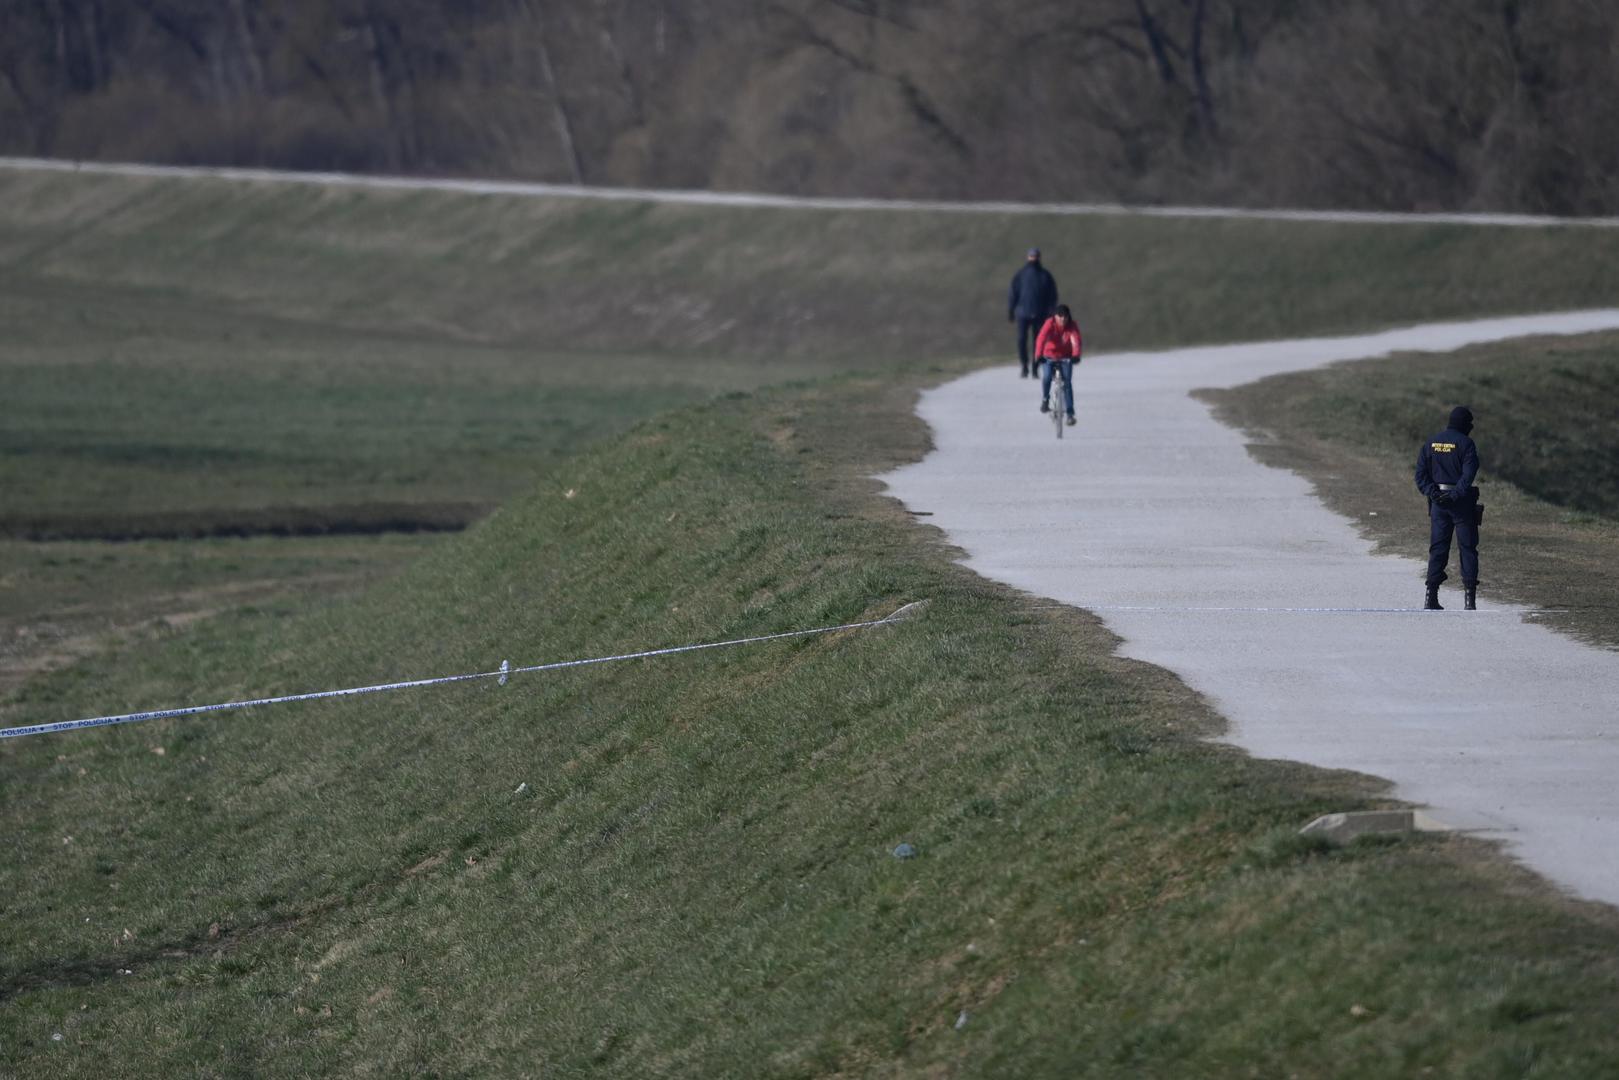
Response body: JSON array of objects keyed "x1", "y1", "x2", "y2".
[{"x1": 1034, "y1": 315, "x2": 1082, "y2": 360}]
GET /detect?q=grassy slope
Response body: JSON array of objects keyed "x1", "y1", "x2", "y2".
[
  {"x1": 13, "y1": 168, "x2": 1619, "y2": 696},
  {"x1": 7, "y1": 171, "x2": 1619, "y2": 1075},
  {"x1": 1202, "y1": 333, "x2": 1619, "y2": 648},
  {"x1": 5, "y1": 376, "x2": 1619, "y2": 1078},
  {"x1": 12, "y1": 172, "x2": 1619, "y2": 363},
  {"x1": 9, "y1": 169, "x2": 1619, "y2": 531}
]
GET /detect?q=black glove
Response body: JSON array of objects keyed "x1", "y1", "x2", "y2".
[{"x1": 1434, "y1": 488, "x2": 1457, "y2": 505}]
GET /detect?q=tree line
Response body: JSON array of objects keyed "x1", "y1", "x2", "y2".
[{"x1": 2, "y1": 0, "x2": 1615, "y2": 214}]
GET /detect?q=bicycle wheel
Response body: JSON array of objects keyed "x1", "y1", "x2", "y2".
[{"x1": 1050, "y1": 370, "x2": 1065, "y2": 439}]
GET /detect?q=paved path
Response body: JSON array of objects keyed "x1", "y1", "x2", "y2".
[
  {"x1": 882, "y1": 312, "x2": 1619, "y2": 906},
  {"x1": 5, "y1": 156, "x2": 1619, "y2": 228}
]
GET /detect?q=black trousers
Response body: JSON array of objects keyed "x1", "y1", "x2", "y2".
[
  {"x1": 1427, "y1": 498, "x2": 1479, "y2": 587},
  {"x1": 1015, "y1": 316, "x2": 1043, "y2": 371}
]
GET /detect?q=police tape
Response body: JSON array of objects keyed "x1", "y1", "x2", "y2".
[{"x1": 0, "y1": 601, "x2": 928, "y2": 741}]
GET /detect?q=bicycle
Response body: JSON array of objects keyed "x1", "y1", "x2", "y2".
[{"x1": 1044, "y1": 360, "x2": 1068, "y2": 439}]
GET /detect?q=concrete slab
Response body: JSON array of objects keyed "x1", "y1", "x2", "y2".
[
  {"x1": 1299, "y1": 809, "x2": 1458, "y2": 845},
  {"x1": 881, "y1": 312, "x2": 1619, "y2": 906}
]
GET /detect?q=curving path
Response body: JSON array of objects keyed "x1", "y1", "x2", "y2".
[{"x1": 882, "y1": 311, "x2": 1619, "y2": 906}]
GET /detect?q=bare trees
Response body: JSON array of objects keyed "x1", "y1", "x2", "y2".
[
  {"x1": 1226, "y1": 0, "x2": 1619, "y2": 213},
  {"x1": 0, "y1": 0, "x2": 116, "y2": 150},
  {"x1": 1, "y1": 0, "x2": 1617, "y2": 213},
  {"x1": 0, "y1": 0, "x2": 636, "y2": 177}
]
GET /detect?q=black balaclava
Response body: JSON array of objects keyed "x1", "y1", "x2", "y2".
[{"x1": 1448, "y1": 406, "x2": 1474, "y2": 434}]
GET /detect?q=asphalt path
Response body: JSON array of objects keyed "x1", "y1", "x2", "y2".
[{"x1": 882, "y1": 312, "x2": 1619, "y2": 906}]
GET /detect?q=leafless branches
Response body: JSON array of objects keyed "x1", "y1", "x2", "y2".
[{"x1": 1, "y1": 0, "x2": 1615, "y2": 212}]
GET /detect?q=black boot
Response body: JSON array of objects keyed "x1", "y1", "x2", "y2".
[
  {"x1": 1424, "y1": 584, "x2": 1443, "y2": 611},
  {"x1": 1464, "y1": 583, "x2": 1477, "y2": 611}
]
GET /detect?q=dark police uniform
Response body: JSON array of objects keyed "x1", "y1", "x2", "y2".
[
  {"x1": 1413, "y1": 406, "x2": 1480, "y2": 608},
  {"x1": 1008, "y1": 253, "x2": 1058, "y2": 377}
]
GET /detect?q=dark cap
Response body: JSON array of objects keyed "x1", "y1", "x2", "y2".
[
  {"x1": 1027, "y1": 247, "x2": 1041, "y2": 259},
  {"x1": 1448, "y1": 406, "x2": 1474, "y2": 433}
]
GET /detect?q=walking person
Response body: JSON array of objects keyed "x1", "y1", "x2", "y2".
[
  {"x1": 1414, "y1": 406, "x2": 1482, "y2": 610},
  {"x1": 1034, "y1": 304, "x2": 1082, "y2": 427},
  {"x1": 1008, "y1": 248, "x2": 1058, "y2": 378}
]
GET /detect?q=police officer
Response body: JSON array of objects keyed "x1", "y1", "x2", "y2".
[
  {"x1": 1414, "y1": 406, "x2": 1481, "y2": 610},
  {"x1": 1007, "y1": 248, "x2": 1059, "y2": 378}
]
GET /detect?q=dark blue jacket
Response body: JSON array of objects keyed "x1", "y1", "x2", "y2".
[
  {"x1": 1414, "y1": 427, "x2": 1479, "y2": 499},
  {"x1": 1008, "y1": 262, "x2": 1058, "y2": 319}
]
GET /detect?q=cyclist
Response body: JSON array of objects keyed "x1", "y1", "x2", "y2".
[{"x1": 1034, "y1": 304, "x2": 1082, "y2": 426}]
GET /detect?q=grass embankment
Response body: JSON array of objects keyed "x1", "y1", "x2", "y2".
[
  {"x1": 1203, "y1": 332, "x2": 1619, "y2": 648},
  {"x1": 10, "y1": 168, "x2": 1619, "y2": 686},
  {"x1": 11, "y1": 167, "x2": 1619, "y2": 540},
  {"x1": 6, "y1": 376, "x2": 1619, "y2": 1077},
  {"x1": 8, "y1": 168, "x2": 1619, "y2": 1072}
]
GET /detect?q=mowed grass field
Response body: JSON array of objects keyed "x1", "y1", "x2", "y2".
[
  {"x1": 1204, "y1": 332, "x2": 1619, "y2": 649},
  {"x1": 7, "y1": 167, "x2": 1619, "y2": 1075}
]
